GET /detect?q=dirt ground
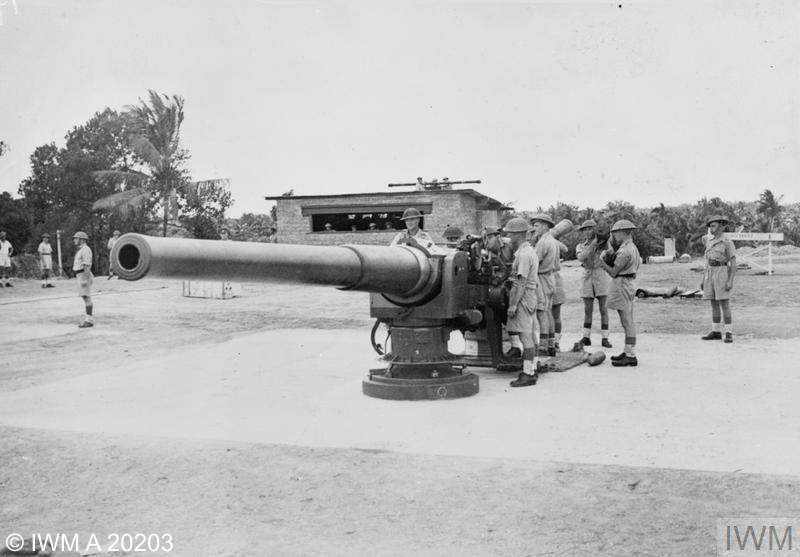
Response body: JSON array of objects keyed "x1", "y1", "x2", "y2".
[{"x1": 1, "y1": 254, "x2": 800, "y2": 556}]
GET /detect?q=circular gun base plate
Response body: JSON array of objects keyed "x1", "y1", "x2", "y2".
[{"x1": 363, "y1": 372, "x2": 479, "y2": 401}]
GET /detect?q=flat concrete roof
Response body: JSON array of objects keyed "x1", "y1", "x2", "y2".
[{"x1": 265, "y1": 188, "x2": 510, "y2": 210}]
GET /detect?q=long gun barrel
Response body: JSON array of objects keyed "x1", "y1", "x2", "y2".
[
  {"x1": 112, "y1": 233, "x2": 437, "y2": 299},
  {"x1": 387, "y1": 180, "x2": 481, "y2": 188}
]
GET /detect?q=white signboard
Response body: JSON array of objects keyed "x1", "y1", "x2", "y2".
[{"x1": 726, "y1": 232, "x2": 784, "y2": 242}]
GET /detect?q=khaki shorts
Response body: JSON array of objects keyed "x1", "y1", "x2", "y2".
[
  {"x1": 607, "y1": 276, "x2": 635, "y2": 311},
  {"x1": 552, "y1": 271, "x2": 566, "y2": 306},
  {"x1": 703, "y1": 266, "x2": 732, "y2": 301},
  {"x1": 536, "y1": 272, "x2": 555, "y2": 311},
  {"x1": 580, "y1": 267, "x2": 610, "y2": 298},
  {"x1": 506, "y1": 288, "x2": 537, "y2": 333},
  {"x1": 77, "y1": 271, "x2": 94, "y2": 297}
]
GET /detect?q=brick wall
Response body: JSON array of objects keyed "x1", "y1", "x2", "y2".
[{"x1": 274, "y1": 191, "x2": 503, "y2": 246}]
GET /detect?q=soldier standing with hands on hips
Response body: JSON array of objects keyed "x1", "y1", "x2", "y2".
[
  {"x1": 701, "y1": 215, "x2": 736, "y2": 343},
  {"x1": 598, "y1": 220, "x2": 641, "y2": 366},
  {"x1": 73, "y1": 231, "x2": 95, "y2": 328},
  {"x1": 502, "y1": 217, "x2": 542, "y2": 388}
]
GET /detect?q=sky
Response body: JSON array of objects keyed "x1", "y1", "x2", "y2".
[{"x1": 1, "y1": 0, "x2": 799, "y2": 217}]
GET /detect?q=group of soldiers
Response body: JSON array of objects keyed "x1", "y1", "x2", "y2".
[
  {"x1": 0, "y1": 229, "x2": 122, "y2": 328},
  {"x1": 387, "y1": 208, "x2": 738, "y2": 388}
]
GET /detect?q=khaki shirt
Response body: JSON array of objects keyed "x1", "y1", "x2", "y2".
[
  {"x1": 613, "y1": 238, "x2": 641, "y2": 275},
  {"x1": 576, "y1": 240, "x2": 603, "y2": 269},
  {"x1": 390, "y1": 229, "x2": 442, "y2": 254},
  {"x1": 73, "y1": 244, "x2": 93, "y2": 272},
  {"x1": 703, "y1": 233, "x2": 736, "y2": 264},
  {"x1": 535, "y1": 232, "x2": 559, "y2": 274},
  {"x1": 38, "y1": 241, "x2": 53, "y2": 255},
  {"x1": 511, "y1": 241, "x2": 539, "y2": 290}
]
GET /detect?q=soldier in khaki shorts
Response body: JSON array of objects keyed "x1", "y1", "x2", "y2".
[
  {"x1": 700, "y1": 215, "x2": 737, "y2": 343},
  {"x1": 530, "y1": 213, "x2": 559, "y2": 356},
  {"x1": 575, "y1": 219, "x2": 613, "y2": 348},
  {"x1": 73, "y1": 231, "x2": 95, "y2": 328},
  {"x1": 599, "y1": 220, "x2": 641, "y2": 367},
  {"x1": 501, "y1": 218, "x2": 542, "y2": 387}
]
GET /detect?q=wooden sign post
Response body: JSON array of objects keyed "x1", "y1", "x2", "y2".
[{"x1": 725, "y1": 232, "x2": 785, "y2": 275}]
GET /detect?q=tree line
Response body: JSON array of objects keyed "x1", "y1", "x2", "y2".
[
  {"x1": 510, "y1": 190, "x2": 797, "y2": 261},
  {"x1": 1, "y1": 92, "x2": 798, "y2": 270},
  {"x1": 0, "y1": 91, "x2": 235, "y2": 274}
]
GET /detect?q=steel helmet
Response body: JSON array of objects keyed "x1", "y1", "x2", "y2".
[
  {"x1": 443, "y1": 225, "x2": 464, "y2": 238},
  {"x1": 73, "y1": 231, "x2": 89, "y2": 240},
  {"x1": 400, "y1": 208, "x2": 423, "y2": 220},
  {"x1": 579, "y1": 219, "x2": 597, "y2": 231},
  {"x1": 610, "y1": 220, "x2": 636, "y2": 232},
  {"x1": 705, "y1": 214, "x2": 729, "y2": 226},
  {"x1": 502, "y1": 217, "x2": 531, "y2": 233},
  {"x1": 529, "y1": 213, "x2": 555, "y2": 227}
]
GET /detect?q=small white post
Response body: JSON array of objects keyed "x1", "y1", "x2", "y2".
[
  {"x1": 768, "y1": 240, "x2": 773, "y2": 275},
  {"x1": 56, "y1": 229, "x2": 63, "y2": 278}
]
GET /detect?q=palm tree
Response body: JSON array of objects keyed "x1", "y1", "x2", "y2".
[
  {"x1": 93, "y1": 90, "x2": 189, "y2": 236},
  {"x1": 757, "y1": 189, "x2": 784, "y2": 232}
]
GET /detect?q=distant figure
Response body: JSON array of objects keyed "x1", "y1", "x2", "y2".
[
  {"x1": 107, "y1": 229, "x2": 121, "y2": 279},
  {"x1": 390, "y1": 208, "x2": 441, "y2": 254},
  {"x1": 220, "y1": 228, "x2": 231, "y2": 241},
  {"x1": 384, "y1": 221, "x2": 395, "y2": 230},
  {"x1": 368, "y1": 222, "x2": 377, "y2": 230},
  {"x1": 269, "y1": 226, "x2": 278, "y2": 243},
  {"x1": 37, "y1": 233, "x2": 55, "y2": 288},
  {"x1": 72, "y1": 231, "x2": 94, "y2": 328},
  {"x1": 0, "y1": 230, "x2": 13, "y2": 287},
  {"x1": 324, "y1": 223, "x2": 334, "y2": 232},
  {"x1": 351, "y1": 224, "x2": 358, "y2": 232}
]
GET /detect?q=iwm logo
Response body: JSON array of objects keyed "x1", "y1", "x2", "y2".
[{"x1": 718, "y1": 518, "x2": 797, "y2": 555}]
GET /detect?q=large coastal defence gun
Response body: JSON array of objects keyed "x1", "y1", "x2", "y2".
[{"x1": 111, "y1": 221, "x2": 572, "y2": 401}]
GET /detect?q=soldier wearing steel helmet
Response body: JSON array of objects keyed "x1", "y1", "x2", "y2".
[
  {"x1": 72, "y1": 231, "x2": 95, "y2": 328},
  {"x1": 390, "y1": 208, "x2": 442, "y2": 254},
  {"x1": 442, "y1": 225, "x2": 464, "y2": 248},
  {"x1": 598, "y1": 219, "x2": 641, "y2": 366},
  {"x1": 502, "y1": 217, "x2": 542, "y2": 387},
  {"x1": 700, "y1": 214, "x2": 737, "y2": 343},
  {"x1": 575, "y1": 219, "x2": 612, "y2": 348},
  {"x1": 530, "y1": 213, "x2": 559, "y2": 357}
]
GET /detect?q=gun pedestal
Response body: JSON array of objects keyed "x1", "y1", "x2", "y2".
[{"x1": 365, "y1": 322, "x2": 479, "y2": 400}]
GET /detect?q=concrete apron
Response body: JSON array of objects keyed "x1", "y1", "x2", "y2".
[{"x1": 0, "y1": 329, "x2": 797, "y2": 476}]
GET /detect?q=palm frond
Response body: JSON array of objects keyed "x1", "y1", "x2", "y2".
[
  {"x1": 92, "y1": 169, "x2": 151, "y2": 188},
  {"x1": 91, "y1": 187, "x2": 150, "y2": 213},
  {"x1": 128, "y1": 135, "x2": 162, "y2": 167}
]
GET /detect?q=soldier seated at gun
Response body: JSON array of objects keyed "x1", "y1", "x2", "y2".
[{"x1": 390, "y1": 208, "x2": 443, "y2": 254}]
